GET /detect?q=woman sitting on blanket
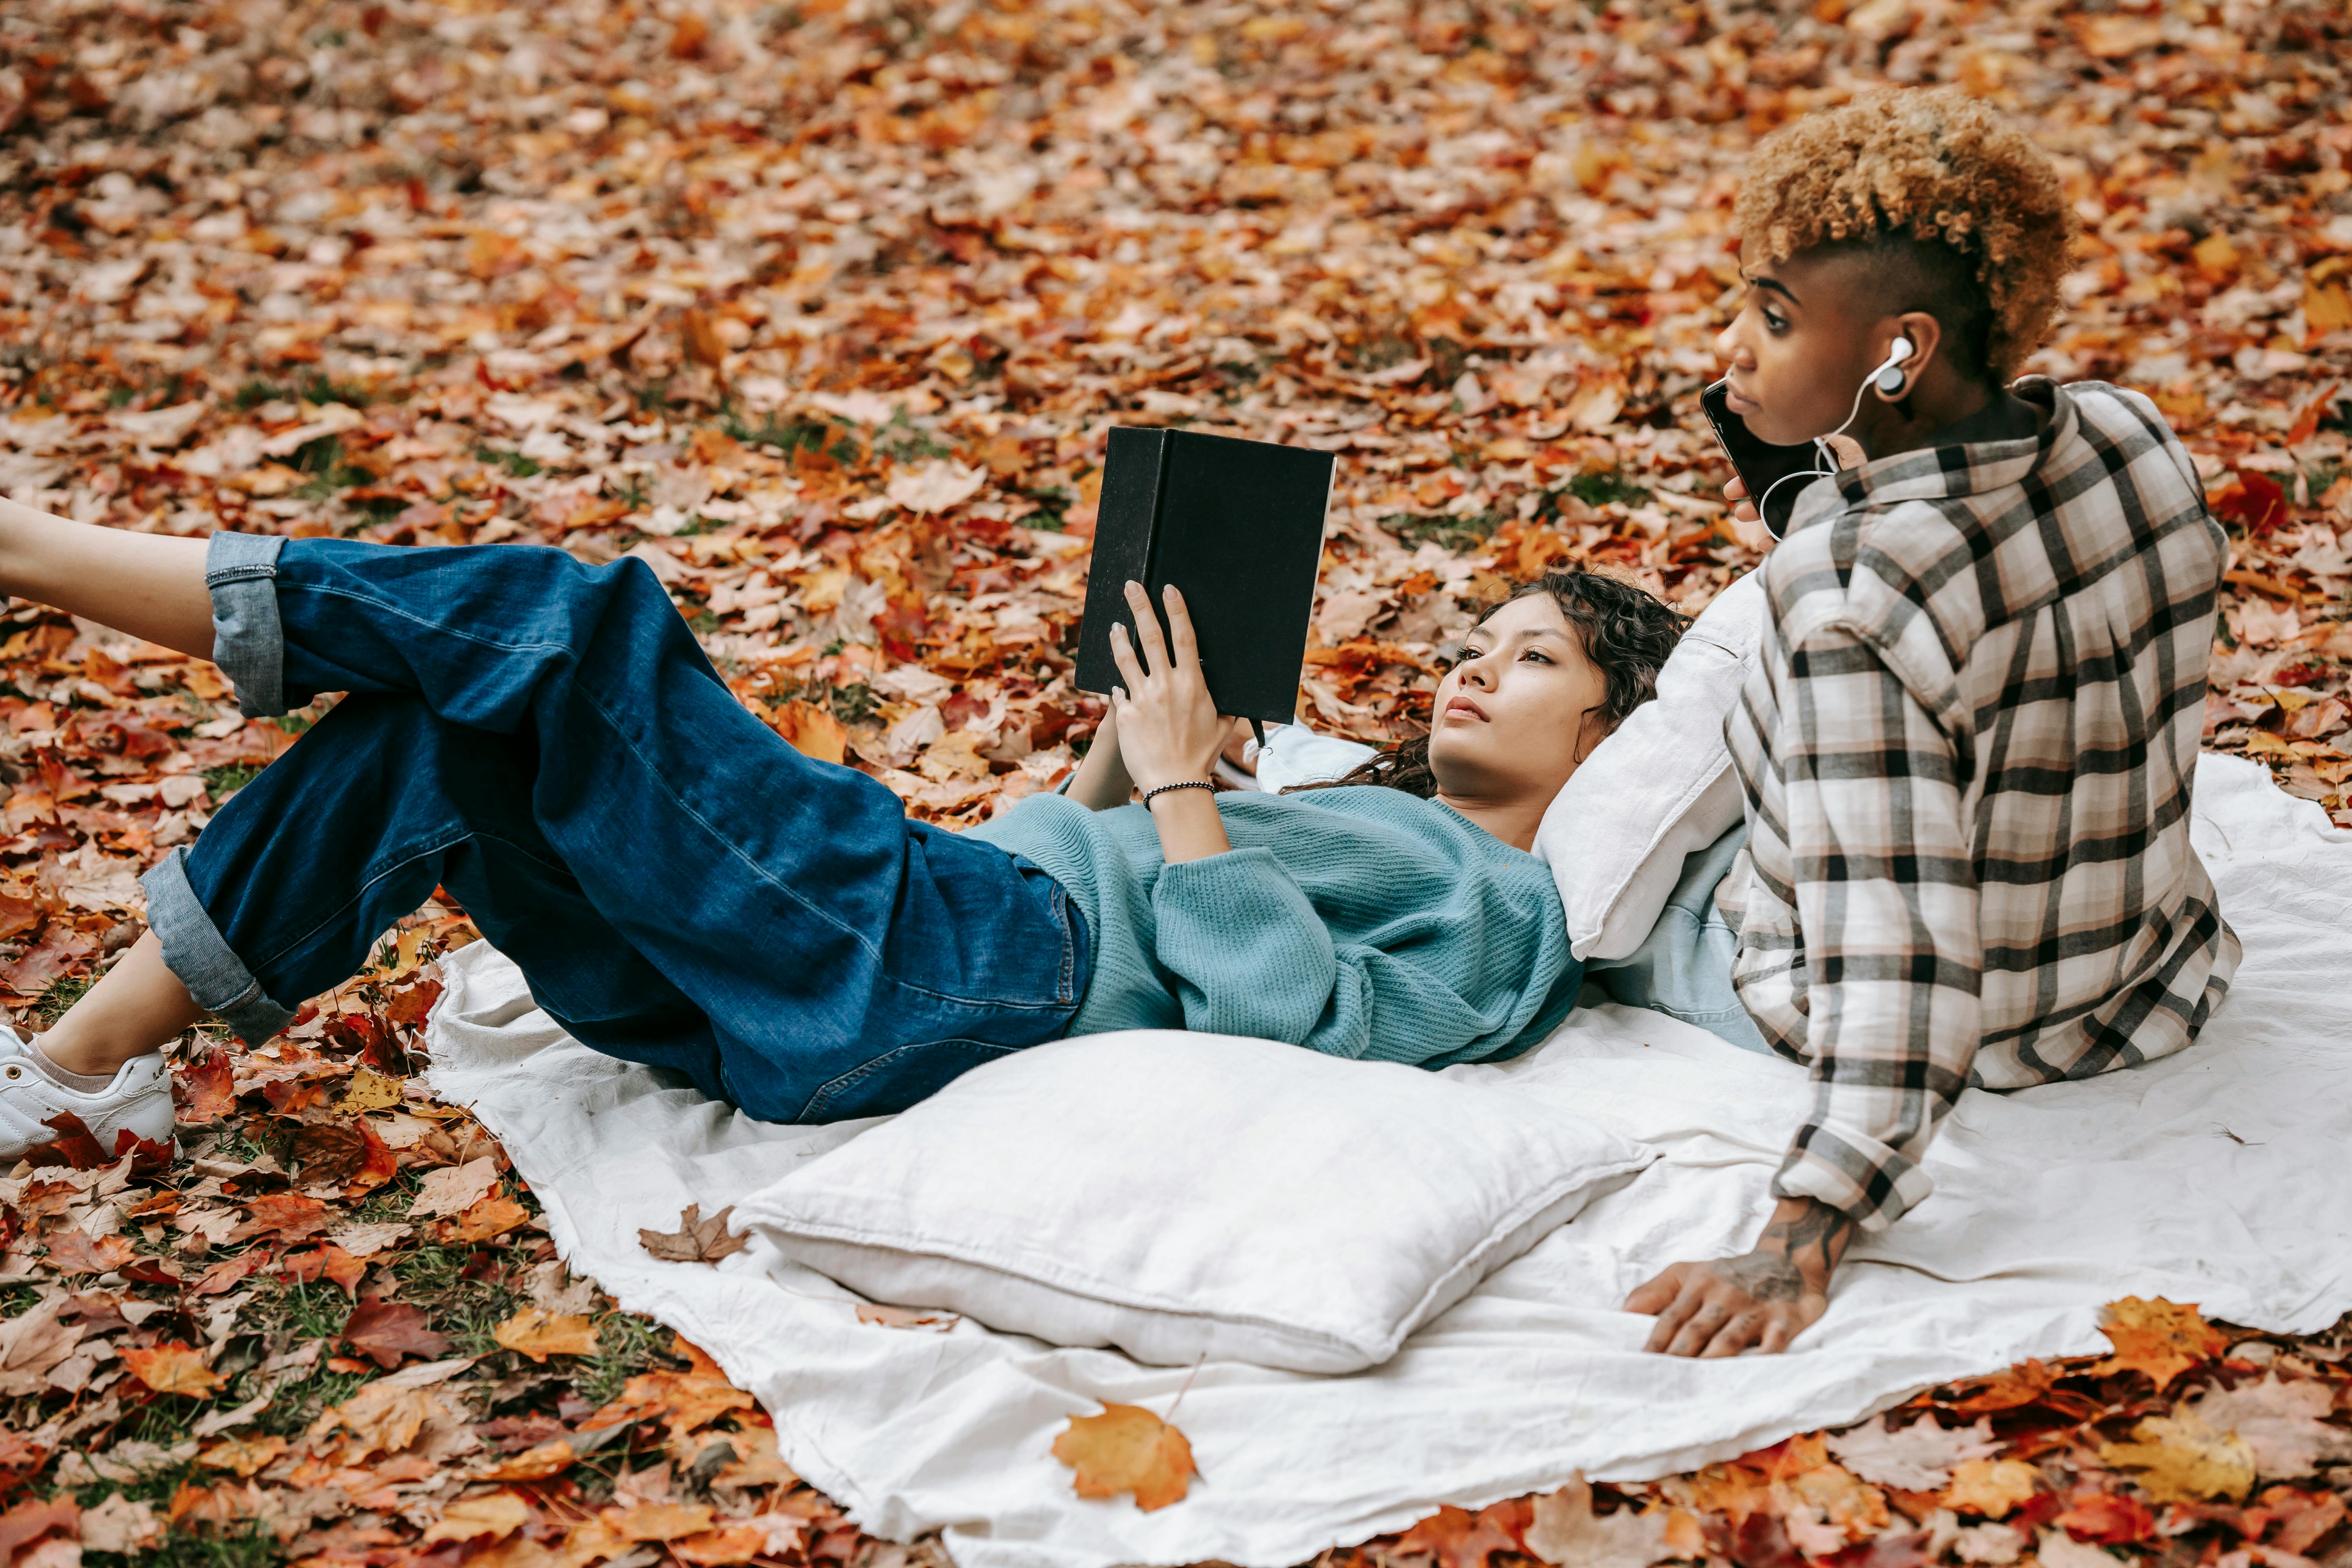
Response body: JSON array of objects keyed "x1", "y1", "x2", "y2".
[{"x1": 0, "y1": 505, "x2": 1686, "y2": 1159}]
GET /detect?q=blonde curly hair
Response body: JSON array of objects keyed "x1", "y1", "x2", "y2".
[{"x1": 1735, "y1": 88, "x2": 2073, "y2": 382}]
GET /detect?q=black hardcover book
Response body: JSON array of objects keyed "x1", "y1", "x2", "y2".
[{"x1": 1074, "y1": 427, "x2": 1336, "y2": 726}]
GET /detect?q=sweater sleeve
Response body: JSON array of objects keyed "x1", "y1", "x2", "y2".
[{"x1": 1149, "y1": 847, "x2": 1514, "y2": 1063}]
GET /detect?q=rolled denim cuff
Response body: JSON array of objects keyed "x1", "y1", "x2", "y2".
[
  {"x1": 141, "y1": 847, "x2": 296, "y2": 1044},
  {"x1": 205, "y1": 531, "x2": 289, "y2": 719}
]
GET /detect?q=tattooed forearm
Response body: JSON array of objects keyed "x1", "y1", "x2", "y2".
[{"x1": 1756, "y1": 1198, "x2": 1856, "y2": 1279}]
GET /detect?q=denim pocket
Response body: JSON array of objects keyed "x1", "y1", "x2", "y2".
[{"x1": 797, "y1": 1037, "x2": 1026, "y2": 1123}]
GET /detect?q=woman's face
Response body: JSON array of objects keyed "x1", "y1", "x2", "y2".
[
  {"x1": 1426, "y1": 592, "x2": 1611, "y2": 805},
  {"x1": 1715, "y1": 238, "x2": 1889, "y2": 447}
]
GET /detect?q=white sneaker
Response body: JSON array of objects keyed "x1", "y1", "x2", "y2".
[{"x1": 0, "y1": 1029, "x2": 176, "y2": 1165}]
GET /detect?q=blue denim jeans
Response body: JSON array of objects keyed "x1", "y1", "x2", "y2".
[
  {"x1": 140, "y1": 534, "x2": 1089, "y2": 1123},
  {"x1": 1586, "y1": 822, "x2": 1771, "y2": 1055}
]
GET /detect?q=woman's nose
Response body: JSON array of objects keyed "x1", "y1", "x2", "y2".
[{"x1": 1715, "y1": 320, "x2": 1743, "y2": 364}]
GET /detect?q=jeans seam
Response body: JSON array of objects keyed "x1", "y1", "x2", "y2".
[
  {"x1": 798, "y1": 1038, "x2": 1016, "y2": 1123},
  {"x1": 241, "y1": 824, "x2": 575, "y2": 977}
]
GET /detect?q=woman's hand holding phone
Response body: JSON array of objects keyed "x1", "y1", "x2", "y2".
[{"x1": 1107, "y1": 580, "x2": 1233, "y2": 864}]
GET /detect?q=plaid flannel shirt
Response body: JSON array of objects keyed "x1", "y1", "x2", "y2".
[{"x1": 1718, "y1": 379, "x2": 2241, "y2": 1232}]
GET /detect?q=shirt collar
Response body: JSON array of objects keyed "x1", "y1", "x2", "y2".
[{"x1": 1817, "y1": 377, "x2": 2072, "y2": 516}]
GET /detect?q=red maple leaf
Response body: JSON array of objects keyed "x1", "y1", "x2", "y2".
[
  {"x1": 174, "y1": 1047, "x2": 238, "y2": 1125},
  {"x1": 341, "y1": 1295, "x2": 454, "y2": 1370}
]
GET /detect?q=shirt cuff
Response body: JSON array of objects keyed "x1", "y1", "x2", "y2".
[{"x1": 1769, "y1": 1121, "x2": 1937, "y2": 1234}]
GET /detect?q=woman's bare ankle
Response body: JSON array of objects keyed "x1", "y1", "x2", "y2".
[{"x1": 36, "y1": 931, "x2": 205, "y2": 1076}]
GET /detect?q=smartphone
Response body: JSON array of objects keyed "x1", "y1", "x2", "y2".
[{"x1": 1700, "y1": 380, "x2": 1826, "y2": 541}]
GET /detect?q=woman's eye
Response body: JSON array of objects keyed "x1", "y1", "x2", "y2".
[
  {"x1": 1763, "y1": 308, "x2": 1788, "y2": 333},
  {"x1": 1521, "y1": 650, "x2": 1553, "y2": 664},
  {"x1": 1456, "y1": 646, "x2": 1483, "y2": 661}
]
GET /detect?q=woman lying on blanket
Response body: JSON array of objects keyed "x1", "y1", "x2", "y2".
[{"x1": 0, "y1": 506, "x2": 1685, "y2": 1159}]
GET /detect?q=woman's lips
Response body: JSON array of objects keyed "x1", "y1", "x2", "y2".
[
  {"x1": 1724, "y1": 383, "x2": 1762, "y2": 417},
  {"x1": 1445, "y1": 697, "x2": 1488, "y2": 720}
]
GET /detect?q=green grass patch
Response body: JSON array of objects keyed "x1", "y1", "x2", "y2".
[
  {"x1": 574, "y1": 1310, "x2": 674, "y2": 1408},
  {"x1": 1561, "y1": 468, "x2": 1651, "y2": 510},
  {"x1": 388, "y1": 1240, "x2": 526, "y2": 1359},
  {"x1": 1381, "y1": 511, "x2": 1503, "y2": 552},
  {"x1": 33, "y1": 970, "x2": 96, "y2": 1025},
  {"x1": 473, "y1": 445, "x2": 543, "y2": 479},
  {"x1": 236, "y1": 374, "x2": 372, "y2": 411},
  {"x1": 85, "y1": 1524, "x2": 283, "y2": 1568},
  {"x1": 203, "y1": 762, "x2": 264, "y2": 800},
  {"x1": 718, "y1": 409, "x2": 834, "y2": 456}
]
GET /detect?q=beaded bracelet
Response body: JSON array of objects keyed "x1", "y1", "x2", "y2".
[{"x1": 1141, "y1": 780, "x2": 1216, "y2": 808}]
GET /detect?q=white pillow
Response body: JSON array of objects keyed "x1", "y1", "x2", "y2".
[
  {"x1": 1539, "y1": 570, "x2": 1764, "y2": 961},
  {"x1": 733, "y1": 1031, "x2": 1652, "y2": 1373}
]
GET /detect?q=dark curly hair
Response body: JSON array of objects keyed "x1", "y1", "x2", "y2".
[{"x1": 1288, "y1": 566, "x2": 1691, "y2": 800}]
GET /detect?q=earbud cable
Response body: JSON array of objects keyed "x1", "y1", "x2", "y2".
[{"x1": 1753, "y1": 347, "x2": 1909, "y2": 536}]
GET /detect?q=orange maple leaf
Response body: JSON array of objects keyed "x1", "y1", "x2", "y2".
[
  {"x1": 492, "y1": 1304, "x2": 602, "y2": 1363},
  {"x1": 1051, "y1": 1403, "x2": 1197, "y2": 1512},
  {"x1": 1393, "y1": 1501, "x2": 1527, "y2": 1568},
  {"x1": 122, "y1": 1341, "x2": 225, "y2": 1397},
  {"x1": 2087, "y1": 1296, "x2": 2229, "y2": 1389}
]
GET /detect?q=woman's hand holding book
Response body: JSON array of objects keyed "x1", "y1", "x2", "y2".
[{"x1": 1104, "y1": 580, "x2": 1234, "y2": 865}]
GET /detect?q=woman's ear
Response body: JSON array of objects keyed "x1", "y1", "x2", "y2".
[
  {"x1": 1571, "y1": 708, "x2": 1612, "y2": 766},
  {"x1": 1882, "y1": 312, "x2": 1944, "y2": 399}
]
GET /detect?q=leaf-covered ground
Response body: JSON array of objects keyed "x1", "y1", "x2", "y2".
[{"x1": 0, "y1": 1, "x2": 2348, "y2": 1566}]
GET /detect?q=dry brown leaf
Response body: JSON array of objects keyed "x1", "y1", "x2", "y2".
[
  {"x1": 2182, "y1": 1375, "x2": 2352, "y2": 1479},
  {"x1": 1051, "y1": 1402, "x2": 1197, "y2": 1512},
  {"x1": 1827, "y1": 1415, "x2": 2002, "y2": 1492},
  {"x1": 638, "y1": 1203, "x2": 750, "y2": 1263},
  {"x1": 1524, "y1": 1476, "x2": 1678, "y2": 1568},
  {"x1": 605, "y1": 1501, "x2": 717, "y2": 1541},
  {"x1": 493, "y1": 1305, "x2": 603, "y2": 1363},
  {"x1": 408, "y1": 1156, "x2": 501, "y2": 1219},
  {"x1": 418, "y1": 1491, "x2": 534, "y2": 1547},
  {"x1": 196, "y1": 1434, "x2": 286, "y2": 1477}
]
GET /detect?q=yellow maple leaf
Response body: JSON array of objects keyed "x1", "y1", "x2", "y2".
[
  {"x1": 2087, "y1": 1297, "x2": 2229, "y2": 1389},
  {"x1": 1942, "y1": 1457, "x2": 2042, "y2": 1518},
  {"x1": 338, "y1": 1065, "x2": 405, "y2": 1115},
  {"x1": 1051, "y1": 1402, "x2": 1197, "y2": 1512},
  {"x1": 493, "y1": 1305, "x2": 603, "y2": 1363},
  {"x1": 2098, "y1": 1415, "x2": 2256, "y2": 1504}
]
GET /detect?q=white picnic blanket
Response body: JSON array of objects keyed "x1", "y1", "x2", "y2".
[{"x1": 425, "y1": 755, "x2": 2352, "y2": 1568}]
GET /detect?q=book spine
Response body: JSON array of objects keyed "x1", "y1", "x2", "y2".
[{"x1": 1138, "y1": 428, "x2": 1178, "y2": 595}]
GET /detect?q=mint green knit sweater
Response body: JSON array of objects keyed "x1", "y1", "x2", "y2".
[{"x1": 968, "y1": 786, "x2": 1582, "y2": 1067}]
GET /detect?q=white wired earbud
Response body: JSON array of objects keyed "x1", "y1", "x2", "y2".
[
  {"x1": 1753, "y1": 336, "x2": 1916, "y2": 537},
  {"x1": 1872, "y1": 334, "x2": 1915, "y2": 398}
]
